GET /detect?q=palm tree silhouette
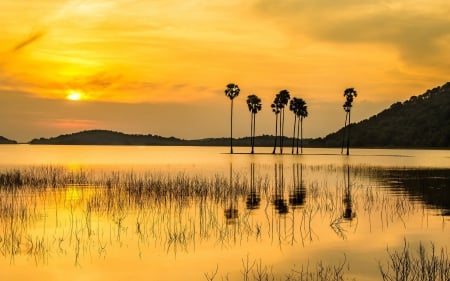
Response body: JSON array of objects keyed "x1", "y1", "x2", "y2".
[
  {"x1": 296, "y1": 98, "x2": 308, "y2": 154},
  {"x1": 342, "y1": 88, "x2": 357, "y2": 155},
  {"x1": 246, "y1": 94, "x2": 262, "y2": 154},
  {"x1": 289, "y1": 98, "x2": 299, "y2": 154},
  {"x1": 224, "y1": 83, "x2": 240, "y2": 154},
  {"x1": 289, "y1": 97, "x2": 308, "y2": 154},
  {"x1": 271, "y1": 101, "x2": 281, "y2": 154},
  {"x1": 278, "y1": 90, "x2": 290, "y2": 154}
]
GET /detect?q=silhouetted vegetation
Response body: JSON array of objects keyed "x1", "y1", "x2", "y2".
[
  {"x1": 0, "y1": 136, "x2": 17, "y2": 144},
  {"x1": 29, "y1": 130, "x2": 310, "y2": 147},
  {"x1": 224, "y1": 83, "x2": 240, "y2": 154},
  {"x1": 0, "y1": 164, "x2": 448, "y2": 279},
  {"x1": 246, "y1": 94, "x2": 262, "y2": 154},
  {"x1": 342, "y1": 88, "x2": 357, "y2": 155},
  {"x1": 30, "y1": 130, "x2": 185, "y2": 145},
  {"x1": 289, "y1": 97, "x2": 308, "y2": 154},
  {"x1": 314, "y1": 82, "x2": 450, "y2": 148},
  {"x1": 379, "y1": 240, "x2": 450, "y2": 281},
  {"x1": 271, "y1": 90, "x2": 291, "y2": 154}
]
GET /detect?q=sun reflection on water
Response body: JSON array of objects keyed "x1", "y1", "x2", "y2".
[{"x1": 0, "y1": 147, "x2": 448, "y2": 281}]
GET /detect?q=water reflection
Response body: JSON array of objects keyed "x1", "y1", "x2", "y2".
[
  {"x1": 224, "y1": 162, "x2": 239, "y2": 224},
  {"x1": 342, "y1": 165, "x2": 355, "y2": 221},
  {"x1": 273, "y1": 163, "x2": 289, "y2": 215},
  {"x1": 246, "y1": 162, "x2": 261, "y2": 211},
  {"x1": 0, "y1": 162, "x2": 448, "y2": 281},
  {"x1": 373, "y1": 168, "x2": 450, "y2": 216},
  {"x1": 289, "y1": 163, "x2": 306, "y2": 208}
]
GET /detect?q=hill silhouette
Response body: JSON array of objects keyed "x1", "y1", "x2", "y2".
[
  {"x1": 30, "y1": 130, "x2": 185, "y2": 145},
  {"x1": 311, "y1": 82, "x2": 450, "y2": 148},
  {"x1": 0, "y1": 136, "x2": 17, "y2": 144},
  {"x1": 29, "y1": 130, "x2": 304, "y2": 147}
]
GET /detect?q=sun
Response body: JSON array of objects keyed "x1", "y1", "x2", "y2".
[{"x1": 66, "y1": 90, "x2": 83, "y2": 101}]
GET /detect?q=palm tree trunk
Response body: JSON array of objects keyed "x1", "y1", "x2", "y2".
[
  {"x1": 252, "y1": 113, "x2": 256, "y2": 154},
  {"x1": 292, "y1": 115, "x2": 297, "y2": 154},
  {"x1": 300, "y1": 117, "x2": 304, "y2": 154},
  {"x1": 272, "y1": 114, "x2": 278, "y2": 154},
  {"x1": 250, "y1": 112, "x2": 253, "y2": 154},
  {"x1": 341, "y1": 112, "x2": 348, "y2": 154},
  {"x1": 346, "y1": 110, "x2": 351, "y2": 156},
  {"x1": 280, "y1": 109, "x2": 284, "y2": 154},
  {"x1": 296, "y1": 115, "x2": 300, "y2": 154},
  {"x1": 230, "y1": 99, "x2": 234, "y2": 154}
]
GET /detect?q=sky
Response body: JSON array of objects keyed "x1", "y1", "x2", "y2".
[{"x1": 1, "y1": 0, "x2": 449, "y2": 142}]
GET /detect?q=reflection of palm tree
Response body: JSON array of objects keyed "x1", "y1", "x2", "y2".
[
  {"x1": 225, "y1": 162, "x2": 239, "y2": 223},
  {"x1": 224, "y1": 83, "x2": 240, "y2": 154},
  {"x1": 246, "y1": 162, "x2": 261, "y2": 210},
  {"x1": 289, "y1": 163, "x2": 306, "y2": 208},
  {"x1": 342, "y1": 88, "x2": 357, "y2": 155},
  {"x1": 342, "y1": 165, "x2": 355, "y2": 220},
  {"x1": 273, "y1": 163, "x2": 288, "y2": 214},
  {"x1": 246, "y1": 95, "x2": 262, "y2": 154}
]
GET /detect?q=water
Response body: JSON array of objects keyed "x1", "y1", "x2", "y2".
[{"x1": 0, "y1": 145, "x2": 449, "y2": 281}]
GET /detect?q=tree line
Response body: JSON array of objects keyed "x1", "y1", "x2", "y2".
[{"x1": 224, "y1": 83, "x2": 358, "y2": 154}]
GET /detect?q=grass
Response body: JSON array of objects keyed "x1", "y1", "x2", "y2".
[
  {"x1": 0, "y1": 165, "x2": 447, "y2": 280},
  {"x1": 205, "y1": 255, "x2": 351, "y2": 281},
  {"x1": 379, "y1": 240, "x2": 450, "y2": 281}
]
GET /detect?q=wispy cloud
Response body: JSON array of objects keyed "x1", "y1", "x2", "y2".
[{"x1": 12, "y1": 30, "x2": 46, "y2": 52}]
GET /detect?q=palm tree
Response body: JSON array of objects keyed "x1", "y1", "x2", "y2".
[
  {"x1": 289, "y1": 97, "x2": 308, "y2": 154},
  {"x1": 224, "y1": 83, "x2": 240, "y2": 154},
  {"x1": 277, "y1": 90, "x2": 290, "y2": 154},
  {"x1": 296, "y1": 98, "x2": 308, "y2": 154},
  {"x1": 246, "y1": 94, "x2": 262, "y2": 154},
  {"x1": 342, "y1": 88, "x2": 357, "y2": 155},
  {"x1": 289, "y1": 98, "x2": 299, "y2": 154},
  {"x1": 271, "y1": 102, "x2": 280, "y2": 154}
]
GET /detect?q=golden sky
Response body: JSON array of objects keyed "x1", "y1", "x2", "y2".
[{"x1": 1, "y1": 0, "x2": 449, "y2": 141}]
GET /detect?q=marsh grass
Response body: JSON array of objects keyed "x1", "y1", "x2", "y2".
[
  {"x1": 204, "y1": 255, "x2": 350, "y2": 281},
  {"x1": 0, "y1": 165, "x2": 447, "y2": 280},
  {"x1": 379, "y1": 240, "x2": 450, "y2": 281}
]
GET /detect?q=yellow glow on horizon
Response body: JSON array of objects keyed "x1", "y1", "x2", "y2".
[{"x1": 66, "y1": 90, "x2": 83, "y2": 101}]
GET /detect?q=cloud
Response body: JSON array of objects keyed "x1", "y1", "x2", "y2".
[
  {"x1": 12, "y1": 30, "x2": 46, "y2": 52},
  {"x1": 253, "y1": 0, "x2": 450, "y2": 68}
]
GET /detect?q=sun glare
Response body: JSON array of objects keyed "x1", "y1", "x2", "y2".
[{"x1": 67, "y1": 91, "x2": 83, "y2": 101}]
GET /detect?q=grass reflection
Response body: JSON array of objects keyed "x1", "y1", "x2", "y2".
[{"x1": 0, "y1": 164, "x2": 448, "y2": 280}]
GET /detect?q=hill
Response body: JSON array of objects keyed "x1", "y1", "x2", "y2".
[
  {"x1": 30, "y1": 130, "x2": 185, "y2": 145},
  {"x1": 29, "y1": 130, "x2": 308, "y2": 147},
  {"x1": 0, "y1": 136, "x2": 17, "y2": 144},
  {"x1": 311, "y1": 82, "x2": 450, "y2": 148}
]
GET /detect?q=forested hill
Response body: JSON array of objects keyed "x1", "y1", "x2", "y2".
[
  {"x1": 29, "y1": 130, "x2": 293, "y2": 146},
  {"x1": 312, "y1": 82, "x2": 450, "y2": 148},
  {"x1": 0, "y1": 136, "x2": 17, "y2": 144},
  {"x1": 30, "y1": 130, "x2": 185, "y2": 145}
]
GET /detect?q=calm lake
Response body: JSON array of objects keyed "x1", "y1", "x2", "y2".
[{"x1": 0, "y1": 145, "x2": 449, "y2": 281}]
